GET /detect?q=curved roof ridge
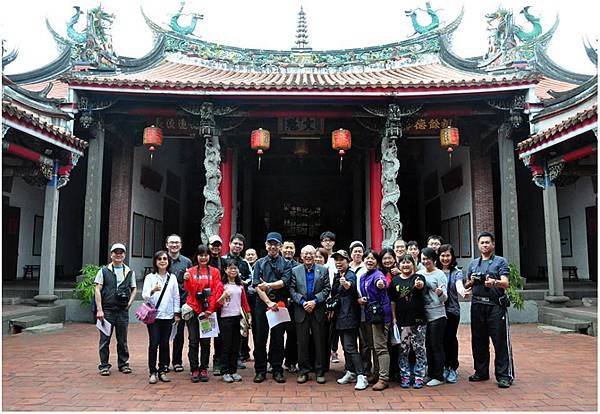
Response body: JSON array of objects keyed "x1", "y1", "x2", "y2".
[
  {"x1": 534, "y1": 44, "x2": 593, "y2": 84},
  {"x1": 6, "y1": 47, "x2": 72, "y2": 85}
]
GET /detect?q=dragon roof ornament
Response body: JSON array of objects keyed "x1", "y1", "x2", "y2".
[
  {"x1": 141, "y1": 3, "x2": 463, "y2": 74},
  {"x1": 46, "y1": 5, "x2": 118, "y2": 70},
  {"x1": 478, "y1": 6, "x2": 558, "y2": 74}
]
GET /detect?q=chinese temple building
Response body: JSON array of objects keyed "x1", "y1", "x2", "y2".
[{"x1": 2, "y1": 3, "x2": 597, "y2": 306}]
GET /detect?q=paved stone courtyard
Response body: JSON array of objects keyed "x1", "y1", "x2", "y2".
[{"x1": 2, "y1": 323, "x2": 597, "y2": 411}]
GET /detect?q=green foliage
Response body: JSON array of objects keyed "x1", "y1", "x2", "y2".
[
  {"x1": 75, "y1": 264, "x2": 101, "y2": 306},
  {"x1": 507, "y1": 263, "x2": 525, "y2": 311}
]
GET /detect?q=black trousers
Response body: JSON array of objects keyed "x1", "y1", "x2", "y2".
[
  {"x1": 426, "y1": 317, "x2": 447, "y2": 381},
  {"x1": 239, "y1": 292, "x2": 254, "y2": 360},
  {"x1": 471, "y1": 303, "x2": 513, "y2": 382},
  {"x1": 186, "y1": 314, "x2": 211, "y2": 371},
  {"x1": 172, "y1": 318, "x2": 186, "y2": 366},
  {"x1": 296, "y1": 313, "x2": 327, "y2": 375},
  {"x1": 339, "y1": 328, "x2": 365, "y2": 376},
  {"x1": 147, "y1": 318, "x2": 173, "y2": 374},
  {"x1": 253, "y1": 301, "x2": 285, "y2": 375},
  {"x1": 284, "y1": 302, "x2": 298, "y2": 367},
  {"x1": 98, "y1": 308, "x2": 129, "y2": 371},
  {"x1": 443, "y1": 312, "x2": 460, "y2": 370},
  {"x1": 220, "y1": 315, "x2": 242, "y2": 374}
]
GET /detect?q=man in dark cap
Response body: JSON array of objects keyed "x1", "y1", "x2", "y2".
[{"x1": 251, "y1": 232, "x2": 292, "y2": 384}]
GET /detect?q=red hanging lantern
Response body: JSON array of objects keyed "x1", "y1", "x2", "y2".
[
  {"x1": 332, "y1": 128, "x2": 352, "y2": 172},
  {"x1": 143, "y1": 126, "x2": 163, "y2": 162},
  {"x1": 250, "y1": 128, "x2": 270, "y2": 170},
  {"x1": 440, "y1": 126, "x2": 459, "y2": 166}
]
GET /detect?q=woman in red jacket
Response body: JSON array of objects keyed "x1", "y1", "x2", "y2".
[{"x1": 183, "y1": 244, "x2": 224, "y2": 383}]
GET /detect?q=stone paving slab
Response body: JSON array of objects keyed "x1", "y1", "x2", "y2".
[{"x1": 2, "y1": 323, "x2": 597, "y2": 411}]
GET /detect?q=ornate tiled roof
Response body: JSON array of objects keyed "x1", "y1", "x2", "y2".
[
  {"x1": 20, "y1": 80, "x2": 70, "y2": 100},
  {"x1": 65, "y1": 60, "x2": 539, "y2": 93},
  {"x1": 2, "y1": 100, "x2": 87, "y2": 152},
  {"x1": 517, "y1": 105, "x2": 597, "y2": 153}
]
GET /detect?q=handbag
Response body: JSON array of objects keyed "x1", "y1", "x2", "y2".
[
  {"x1": 135, "y1": 275, "x2": 170, "y2": 325},
  {"x1": 240, "y1": 309, "x2": 251, "y2": 337}
]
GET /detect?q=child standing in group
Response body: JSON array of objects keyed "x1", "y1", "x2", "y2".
[{"x1": 218, "y1": 259, "x2": 252, "y2": 383}]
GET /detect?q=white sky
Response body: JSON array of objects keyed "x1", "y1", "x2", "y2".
[{"x1": 1, "y1": 0, "x2": 598, "y2": 75}]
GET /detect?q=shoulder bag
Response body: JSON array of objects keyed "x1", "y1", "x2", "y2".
[{"x1": 135, "y1": 274, "x2": 170, "y2": 325}]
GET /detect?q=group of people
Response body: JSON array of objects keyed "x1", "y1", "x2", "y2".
[{"x1": 94, "y1": 229, "x2": 514, "y2": 390}]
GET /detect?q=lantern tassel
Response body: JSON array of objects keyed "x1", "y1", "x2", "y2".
[
  {"x1": 339, "y1": 156, "x2": 343, "y2": 172},
  {"x1": 258, "y1": 155, "x2": 262, "y2": 171},
  {"x1": 448, "y1": 152, "x2": 452, "y2": 167}
]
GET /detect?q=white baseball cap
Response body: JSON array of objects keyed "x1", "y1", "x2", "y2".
[
  {"x1": 208, "y1": 235, "x2": 223, "y2": 245},
  {"x1": 110, "y1": 243, "x2": 126, "y2": 253}
]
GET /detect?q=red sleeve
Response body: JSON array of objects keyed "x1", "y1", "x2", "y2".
[
  {"x1": 208, "y1": 268, "x2": 224, "y2": 312},
  {"x1": 183, "y1": 266, "x2": 195, "y2": 293},
  {"x1": 241, "y1": 288, "x2": 251, "y2": 313}
]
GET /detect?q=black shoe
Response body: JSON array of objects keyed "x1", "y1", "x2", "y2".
[
  {"x1": 253, "y1": 373, "x2": 266, "y2": 383},
  {"x1": 297, "y1": 373, "x2": 308, "y2": 384},
  {"x1": 497, "y1": 378, "x2": 511, "y2": 388},
  {"x1": 316, "y1": 375, "x2": 326, "y2": 384},
  {"x1": 273, "y1": 372, "x2": 286, "y2": 383},
  {"x1": 469, "y1": 374, "x2": 490, "y2": 382}
]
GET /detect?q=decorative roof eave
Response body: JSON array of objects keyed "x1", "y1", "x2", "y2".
[
  {"x1": 113, "y1": 34, "x2": 167, "y2": 73},
  {"x1": 140, "y1": 6, "x2": 465, "y2": 73},
  {"x1": 518, "y1": 105, "x2": 597, "y2": 156},
  {"x1": 66, "y1": 76, "x2": 538, "y2": 98},
  {"x1": 534, "y1": 77, "x2": 597, "y2": 119},
  {"x1": 2, "y1": 102, "x2": 87, "y2": 154},
  {"x1": 438, "y1": 35, "x2": 485, "y2": 73},
  {"x1": 2, "y1": 47, "x2": 19, "y2": 68},
  {"x1": 3, "y1": 76, "x2": 66, "y2": 105},
  {"x1": 6, "y1": 47, "x2": 72, "y2": 85},
  {"x1": 533, "y1": 44, "x2": 593, "y2": 84},
  {"x1": 584, "y1": 38, "x2": 597, "y2": 66}
]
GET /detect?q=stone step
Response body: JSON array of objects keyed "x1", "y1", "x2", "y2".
[
  {"x1": 538, "y1": 324, "x2": 576, "y2": 334},
  {"x1": 23, "y1": 323, "x2": 64, "y2": 334},
  {"x1": 9, "y1": 315, "x2": 49, "y2": 329},
  {"x1": 2, "y1": 297, "x2": 21, "y2": 305},
  {"x1": 551, "y1": 318, "x2": 592, "y2": 333}
]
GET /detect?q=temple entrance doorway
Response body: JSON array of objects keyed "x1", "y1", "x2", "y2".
[{"x1": 239, "y1": 135, "x2": 364, "y2": 254}]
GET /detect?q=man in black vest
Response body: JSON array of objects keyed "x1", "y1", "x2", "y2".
[
  {"x1": 95, "y1": 243, "x2": 137, "y2": 376},
  {"x1": 464, "y1": 231, "x2": 514, "y2": 389}
]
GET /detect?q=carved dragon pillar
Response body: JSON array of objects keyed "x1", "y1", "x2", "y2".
[
  {"x1": 380, "y1": 104, "x2": 403, "y2": 248},
  {"x1": 199, "y1": 103, "x2": 224, "y2": 245}
]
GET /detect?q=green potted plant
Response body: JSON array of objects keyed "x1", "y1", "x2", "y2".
[
  {"x1": 75, "y1": 264, "x2": 101, "y2": 311},
  {"x1": 507, "y1": 263, "x2": 525, "y2": 311}
]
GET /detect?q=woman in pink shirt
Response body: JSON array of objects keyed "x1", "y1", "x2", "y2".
[{"x1": 217, "y1": 259, "x2": 251, "y2": 383}]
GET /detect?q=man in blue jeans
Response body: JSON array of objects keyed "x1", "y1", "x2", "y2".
[{"x1": 94, "y1": 243, "x2": 137, "y2": 376}]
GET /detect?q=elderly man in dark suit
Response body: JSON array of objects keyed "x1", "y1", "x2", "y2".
[{"x1": 289, "y1": 245, "x2": 331, "y2": 384}]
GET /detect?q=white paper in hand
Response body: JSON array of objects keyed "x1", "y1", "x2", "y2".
[
  {"x1": 199, "y1": 313, "x2": 220, "y2": 338},
  {"x1": 266, "y1": 307, "x2": 291, "y2": 329},
  {"x1": 96, "y1": 319, "x2": 112, "y2": 336}
]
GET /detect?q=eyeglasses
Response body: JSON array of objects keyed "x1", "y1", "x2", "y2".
[{"x1": 157, "y1": 257, "x2": 169, "y2": 261}]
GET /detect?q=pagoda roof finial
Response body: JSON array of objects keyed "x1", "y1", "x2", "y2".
[{"x1": 293, "y1": 5, "x2": 311, "y2": 51}]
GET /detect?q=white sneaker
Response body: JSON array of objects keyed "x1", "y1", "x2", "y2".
[
  {"x1": 426, "y1": 378, "x2": 444, "y2": 387},
  {"x1": 354, "y1": 375, "x2": 368, "y2": 390},
  {"x1": 231, "y1": 373, "x2": 243, "y2": 382},
  {"x1": 337, "y1": 371, "x2": 357, "y2": 384},
  {"x1": 222, "y1": 374, "x2": 234, "y2": 383}
]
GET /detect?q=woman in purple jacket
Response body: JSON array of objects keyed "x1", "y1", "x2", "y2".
[{"x1": 358, "y1": 249, "x2": 392, "y2": 391}]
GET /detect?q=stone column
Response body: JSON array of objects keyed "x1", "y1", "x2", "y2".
[
  {"x1": 107, "y1": 137, "x2": 134, "y2": 261},
  {"x1": 541, "y1": 164, "x2": 569, "y2": 303},
  {"x1": 498, "y1": 122, "x2": 521, "y2": 271},
  {"x1": 199, "y1": 103, "x2": 223, "y2": 245},
  {"x1": 34, "y1": 162, "x2": 60, "y2": 306},
  {"x1": 242, "y1": 159, "x2": 253, "y2": 245},
  {"x1": 82, "y1": 126, "x2": 105, "y2": 266},
  {"x1": 380, "y1": 104, "x2": 403, "y2": 248}
]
